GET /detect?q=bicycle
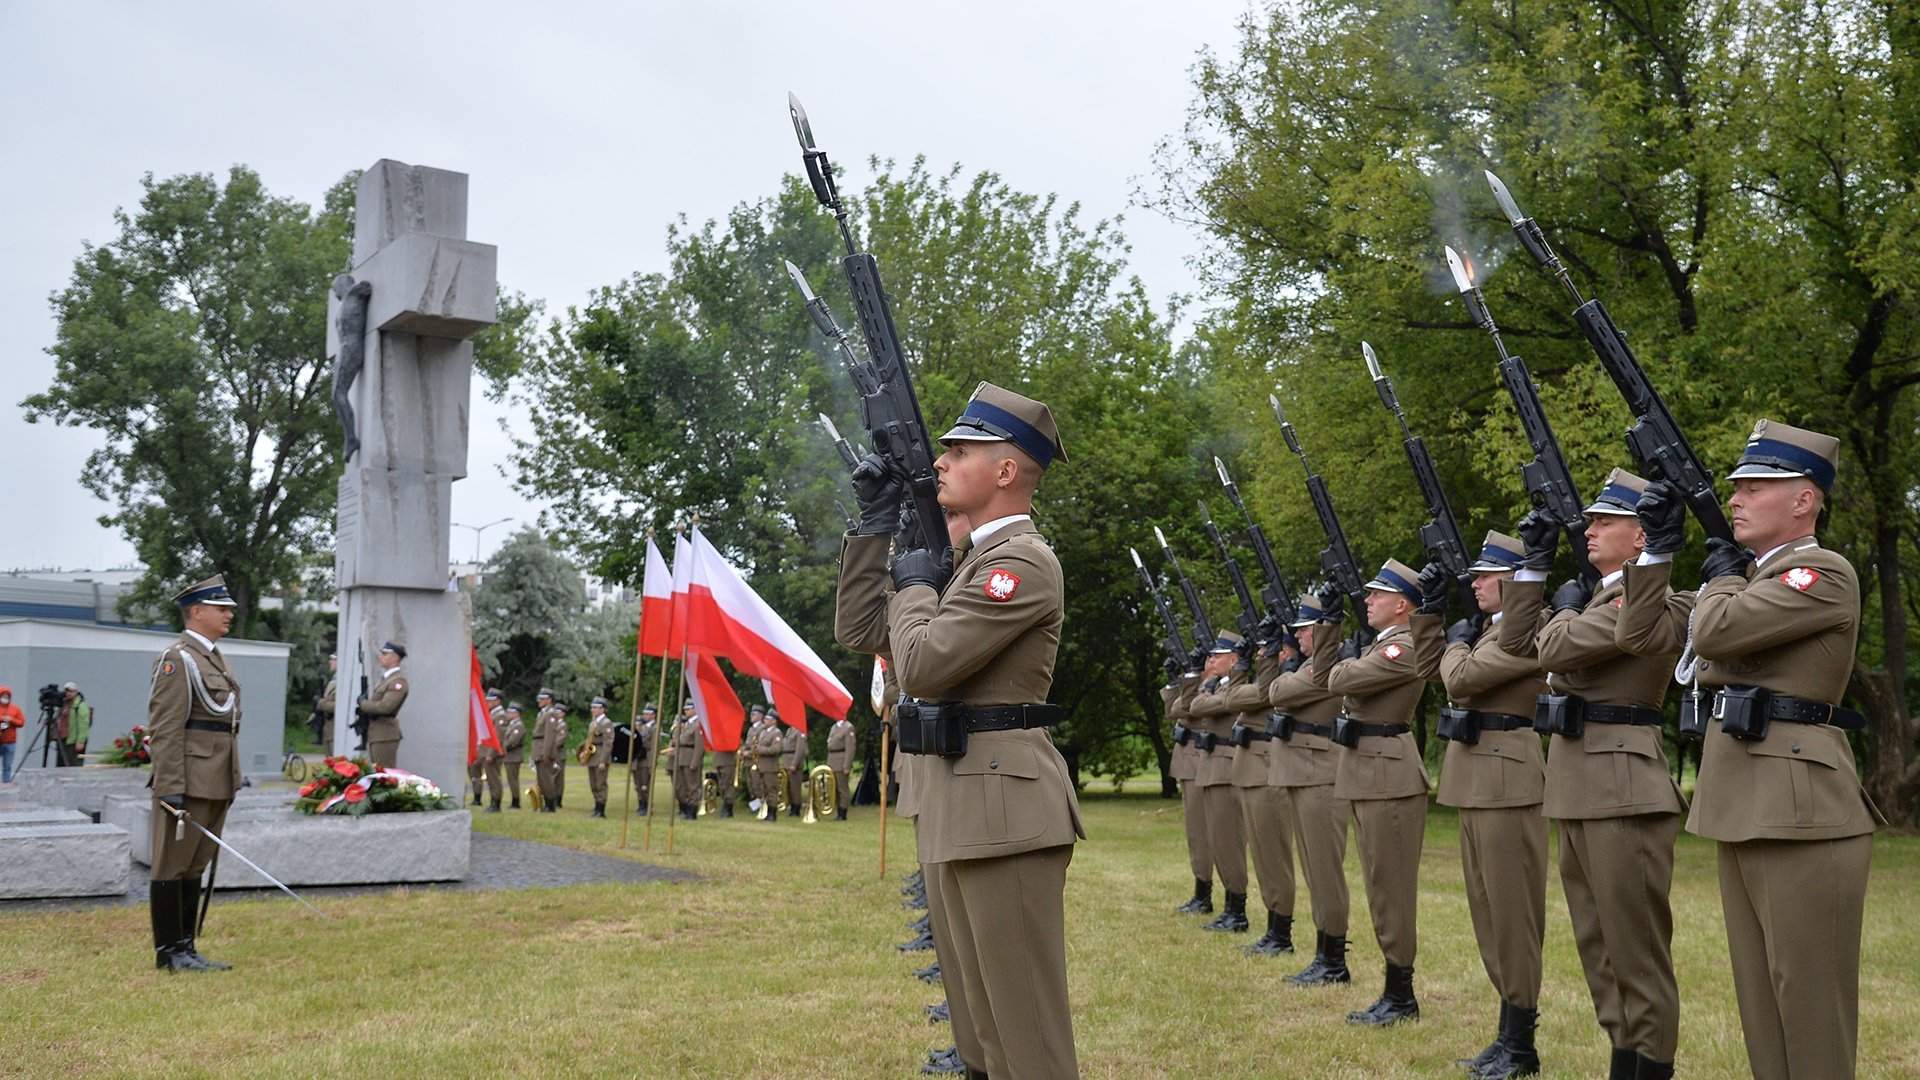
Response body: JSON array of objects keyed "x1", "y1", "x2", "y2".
[{"x1": 282, "y1": 752, "x2": 308, "y2": 782}]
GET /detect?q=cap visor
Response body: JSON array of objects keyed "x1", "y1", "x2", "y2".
[
  {"x1": 202, "y1": 598, "x2": 238, "y2": 607},
  {"x1": 1725, "y1": 464, "x2": 1808, "y2": 481},
  {"x1": 1581, "y1": 503, "x2": 1638, "y2": 517},
  {"x1": 937, "y1": 426, "x2": 1007, "y2": 445},
  {"x1": 1466, "y1": 560, "x2": 1516, "y2": 573},
  {"x1": 1363, "y1": 580, "x2": 1397, "y2": 592}
]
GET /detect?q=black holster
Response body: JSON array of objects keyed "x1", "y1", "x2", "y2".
[
  {"x1": 1677, "y1": 690, "x2": 1708, "y2": 740},
  {"x1": 1171, "y1": 723, "x2": 1193, "y2": 747},
  {"x1": 1436, "y1": 706, "x2": 1480, "y2": 745},
  {"x1": 894, "y1": 701, "x2": 968, "y2": 758},
  {"x1": 1713, "y1": 685, "x2": 1771, "y2": 741},
  {"x1": 1197, "y1": 731, "x2": 1219, "y2": 753},
  {"x1": 1230, "y1": 723, "x2": 1254, "y2": 749},
  {"x1": 1534, "y1": 693, "x2": 1584, "y2": 738},
  {"x1": 1266, "y1": 711, "x2": 1295, "y2": 741},
  {"x1": 1330, "y1": 714, "x2": 1359, "y2": 748}
]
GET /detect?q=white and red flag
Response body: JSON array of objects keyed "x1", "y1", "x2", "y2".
[
  {"x1": 637, "y1": 535, "x2": 674, "y2": 657},
  {"x1": 467, "y1": 646, "x2": 503, "y2": 765},
  {"x1": 683, "y1": 527, "x2": 853, "y2": 724},
  {"x1": 762, "y1": 678, "x2": 810, "y2": 735},
  {"x1": 667, "y1": 530, "x2": 693, "y2": 657},
  {"x1": 686, "y1": 651, "x2": 746, "y2": 751}
]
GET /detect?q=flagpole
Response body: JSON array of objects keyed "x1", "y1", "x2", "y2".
[
  {"x1": 665, "y1": 645, "x2": 690, "y2": 855},
  {"x1": 640, "y1": 652, "x2": 670, "y2": 851},
  {"x1": 619, "y1": 634, "x2": 646, "y2": 850},
  {"x1": 877, "y1": 703, "x2": 890, "y2": 879}
]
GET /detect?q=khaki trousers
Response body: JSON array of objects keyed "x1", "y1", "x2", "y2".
[
  {"x1": 369, "y1": 738, "x2": 399, "y2": 770},
  {"x1": 713, "y1": 752, "x2": 736, "y2": 809},
  {"x1": 467, "y1": 759, "x2": 484, "y2": 796},
  {"x1": 1202, "y1": 781, "x2": 1247, "y2": 893},
  {"x1": 1459, "y1": 805, "x2": 1547, "y2": 1008},
  {"x1": 787, "y1": 769, "x2": 805, "y2": 812},
  {"x1": 149, "y1": 796, "x2": 231, "y2": 881},
  {"x1": 672, "y1": 766, "x2": 699, "y2": 808},
  {"x1": 631, "y1": 761, "x2": 653, "y2": 804},
  {"x1": 1351, "y1": 794, "x2": 1426, "y2": 967},
  {"x1": 833, "y1": 768, "x2": 850, "y2": 812},
  {"x1": 1286, "y1": 782, "x2": 1350, "y2": 936},
  {"x1": 1558, "y1": 813, "x2": 1682, "y2": 1061},
  {"x1": 537, "y1": 759, "x2": 565, "y2": 804},
  {"x1": 587, "y1": 762, "x2": 609, "y2": 803},
  {"x1": 1718, "y1": 834, "x2": 1872, "y2": 1080},
  {"x1": 1180, "y1": 778, "x2": 1211, "y2": 881},
  {"x1": 923, "y1": 860, "x2": 986, "y2": 1072},
  {"x1": 506, "y1": 761, "x2": 522, "y2": 801},
  {"x1": 929, "y1": 845, "x2": 1077, "y2": 1080},
  {"x1": 1238, "y1": 783, "x2": 1295, "y2": 915},
  {"x1": 481, "y1": 757, "x2": 503, "y2": 803}
]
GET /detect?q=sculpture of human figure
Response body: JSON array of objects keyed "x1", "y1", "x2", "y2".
[{"x1": 331, "y1": 273, "x2": 373, "y2": 460}]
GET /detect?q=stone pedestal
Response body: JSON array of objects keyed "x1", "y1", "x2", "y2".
[
  {"x1": 108, "y1": 797, "x2": 470, "y2": 887},
  {"x1": 15, "y1": 767, "x2": 152, "y2": 816},
  {"x1": 0, "y1": 808, "x2": 92, "y2": 828},
  {"x1": 0, "y1": 823, "x2": 132, "y2": 899}
]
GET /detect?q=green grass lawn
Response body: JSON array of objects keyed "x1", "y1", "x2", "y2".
[{"x1": 4, "y1": 764, "x2": 1918, "y2": 1078}]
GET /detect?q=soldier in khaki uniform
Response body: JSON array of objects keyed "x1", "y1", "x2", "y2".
[
  {"x1": 781, "y1": 715, "x2": 807, "y2": 813},
  {"x1": 670, "y1": 703, "x2": 704, "y2": 820},
  {"x1": 477, "y1": 689, "x2": 505, "y2": 812},
  {"x1": 826, "y1": 714, "x2": 856, "y2": 820},
  {"x1": 1312, "y1": 559, "x2": 1434, "y2": 1027},
  {"x1": 468, "y1": 687, "x2": 498, "y2": 807},
  {"x1": 1502, "y1": 470, "x2": 1690, "y2": 1080},
  {"x1": 317, "y1": 653, "x2": 338, "y2": 747},
  {"x1": 532, "y1": 689, "x2": 567, "y2": 812},
  {"x1": 1229, "y1": 637, "x2": 1294, "y2": 954},
  {"x1": 499, "y1": 704, "x2": 527, "y2": 810},
  {"x1": 1643, "y1": 421, "x2": 1880, "y2": 1080},
  {"x1": 751, "y1": 708, "x2": 785, "y2": 819},
  {"x1": 583, "y1": 697, "x2": 615, "y2": 818},
  {"x1": 357, "y1": 641, "x2": 409, "y2": 769},
  {"x1": 1268, "y1": 596, "x2": 1351, "y2": 986},
  {"x1": 1433, "y1": 531, "x2": 1550, "y2": 1076},
  {"x1": 1164, "y1": 668, "x2": 1213, "y2": 914},
  {"x1": 742, "y1": 703, "x2": 768, "y2": 806},
  {"x1": 630, "y1": 703, "x2": 657, "y2": 815},
  {"x1": 850, "y1": 383, "x2": 1082, "y2": 1080},
  {"x1": 711, "y1": 710, "x2": 741, "y2": 818},
  {"x1": 146, "y1": 575, "x2": 242, "y2": 973},
  {"x1": 1184, "y1": 634, "x2": 1253, "y2": 932}
]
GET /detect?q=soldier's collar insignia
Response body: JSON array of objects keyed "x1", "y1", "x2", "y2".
[
  {"x1": 1779, "y1": 567, "x2": 1821, "y2": 591},
  {"x1": 983, "y1": 568, "x2": 1021, "y2": 602}
]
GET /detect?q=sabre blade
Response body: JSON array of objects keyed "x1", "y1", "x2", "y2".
[
  {"x1": 1485, "y1": 170, "x2": 1525, "y2": 225},
  {"x1": 159, "y1": 804, "x2": 327, "y2": 918}
]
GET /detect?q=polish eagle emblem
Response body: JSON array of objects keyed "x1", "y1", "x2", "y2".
[{"x1": 983, "y1": 569, "x2": 1021, "y2": 602}]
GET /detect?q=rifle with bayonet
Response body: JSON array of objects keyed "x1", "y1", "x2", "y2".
[
  {"x1": 1483, "y1": 171, "x2": 1734, "y2": 545},
  {"x1": 1131, "y1": 547, "x2": 1191, "y2": 673},
  {"x1": 1443, "y1": 245, "x2": 1600, "y2": 584},
  {"x1": 783, "y1": 94, "x2": 948, "y2": 565},
  {"x1": 1271, "y1": 396, "x2": 1369, "y2": 619},
  {"x1": 1214, "y1": 457, "x2": 1299, "y2": 632},
  {"x1": 1199, "y1": 500, "x2": 1262, "y2": 649},
  {"x1": 1153, "y1": 525, "x2": 1215, "y2": 666},
  {"x1": 1361, "y1": 341, "x2": 1472, "y2": 596},
  {"x1": 817, "y1": 412, "x2": 862, "y2": 471}
]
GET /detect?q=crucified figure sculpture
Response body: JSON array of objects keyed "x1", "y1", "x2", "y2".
[{"x1": 331, "y1": 273, "x2": 373, "y2": 460}]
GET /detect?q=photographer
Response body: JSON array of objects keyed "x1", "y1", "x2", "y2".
[
  {"x1": 0, "y1": 686, "x2": 23, "y2": 782},
  {"x1": 58, "y1": 683, "x2": 91, "y2": 765}
]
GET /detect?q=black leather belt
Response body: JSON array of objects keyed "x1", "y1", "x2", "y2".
[
  {"x1": 1477, "y1": 712, "x2": 1533, "y2": 732},
  {"x1": 1349, "y1": 722, "x2": 1410, "y2": 738},
  {"x1": 186, "y1": 720, "x2": 235, "y2": 734},
  {"x1": 965, "y1": 704, "x2": 1064, "y2": 733},
  {"x1": 1232, "y1": 723, "x2": 1273, "y2": 743},
  {"x1": 1584, "y1": 704, "x2": 1663, "y2": 726},
  {"x1": 1718, "y1": 690, "x2": 1865, "y2": 731},
  {"x1": 1290, "y1": 721, "x2": 1332, "y2": 740}
]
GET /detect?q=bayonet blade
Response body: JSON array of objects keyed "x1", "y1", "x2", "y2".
[
  {"x1": 1214, "y1": 455, "x2": 1232, "y2": 488},
  {"x1": 1268, "y1": 394, "x2": 1286, "y2": 425},
  {"x1": 1444, "y1": 245, "x2": 1474, "y2": 293},
  {"x1": 787, "y1": 92, "x2": 817, "y2": 152},
  {"x1": 1362, "y1": 341, "x2": 1383, "y2": 381},
  {"x1": 1485, "y1": 170, "x2": 1525, "y2": 225},
  {"x1": 1130, "y1": 546, "x2": 1144, "y2": 569},
  {"x1": 1153, "y1": 525, "x2": 1171, "y2": 549},
  {"x1": 817, "y1": 412, "x2": 843, "y2": 443},
  {"x1": 784, "y1": 259, "x2": 818, "y2": 304}
]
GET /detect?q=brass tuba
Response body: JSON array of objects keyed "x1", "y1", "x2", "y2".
[
  {"x1": 699, "y1": 774, "x2": 720, "y2": 817},
  {"x1": 807, "y1": 764, "x2": 836, "y2": 823},
  {"x1": 526, "y1": 784, "x2": 545, "y2": 811},
  {"x1": 773, "y1": 768, "x2": 791, "y2": 815}
]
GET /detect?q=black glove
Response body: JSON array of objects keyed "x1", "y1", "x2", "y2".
[
  {"x1": 1446, "y1": 617, "x2": 1480, "y2": 647},
  {"x1": 1550, "y1": 576, "x2": 1593, "y2": 613},
  {"x1": 160, "y1": 793, "x2": 187, "y2": 812},
  {"x1": 1336, "y1": 635, "x2": 1362, "y2": 661},
  {"x1": 1280, "y1": 653, "x2": 1304, "y2": 674},
  {"x1": 850, "y1": 453, "x2": 905, "y2": 535},
  {"x1": 890, "y1": 546, "x2": 953, "y2": 592},
  {"x1": 1255, "y1": 613, "x2": 1283, "y2": 643},
  {"x1": 1314, "y1": 585, "x2": 1345, "y2": 625},
  {"x1": 1162, "y1": 656, "x2": 1183, "y2": 681},
  {"x1": 1701, "y1": 536, "x2": 1756, "y2": 582},
  {"x1": 1635, "y1": 480, "x2": 1687, "y2": 555},
  {"x1": 1186, "y1": 645, "x2": 1207, "y2": 672},
  {"x1": 1415, "y1": 560, "x2": 1450, "y2": 615},
  {"x1": 1517, "y1": 508, "x2": 1561, "y2": 571}
]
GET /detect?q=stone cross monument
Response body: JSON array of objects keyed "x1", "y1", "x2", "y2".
[{"x1": 324, "y1": 160, "x2": 496, "y2": 788}]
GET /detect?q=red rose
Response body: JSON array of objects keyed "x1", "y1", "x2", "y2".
[
  {"x1": 335, "y1": 762, "x2": 361, "y2": 780},
  {"x1": 299, "y1": 780, "x2": 322, "y2": 798},
  {"x1": 343, "y1": 785, "x2": 367, "y2": 804}
]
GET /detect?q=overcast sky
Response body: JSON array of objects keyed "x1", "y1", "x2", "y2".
[{"x1": 1, "y1": 0, "x2": 1249, "y2": 571}]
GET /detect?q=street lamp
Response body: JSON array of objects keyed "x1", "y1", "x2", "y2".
[{"x1": 452, "y1": 516, "x2": 513, "y2": 564}]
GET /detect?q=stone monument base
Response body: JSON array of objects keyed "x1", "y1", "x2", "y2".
[
  {"x1": 16, "y1": 767, "x2": 154, "y2": 817},
  {"x1": 106, "y1": 797, "x2": 471, "y2": 887},
  {"x1": 0, "y1": 820, "x2": 133, "y2": 899}
]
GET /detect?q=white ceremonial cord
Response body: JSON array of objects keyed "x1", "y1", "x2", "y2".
[{"x1": 178, "y1": 650, "x2": 237, "y2": 715}]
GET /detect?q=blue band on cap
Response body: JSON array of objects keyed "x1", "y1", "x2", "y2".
[
  {"x1": 175, "y1": 585, "x2": 231, "y2": 608},
  {"x1": 1474, "y1": 543, "x2": 1522, "y2": 567},
  {"x1": 1740, "y1": 437, "x2": 1836, "y2": 491},
  {"x1": 957, "y1": 399, "x2": 1055, "y2": 468},
  {"x1": 1371, "y1": 566, "x2": 1421, "y2": 601},
  {"x1": 1290, "y1": 601, "x2": 1324, "y2": 626},
  {"x1": 1597, "y1": 482, "x2": 1642, "y2": 510}
]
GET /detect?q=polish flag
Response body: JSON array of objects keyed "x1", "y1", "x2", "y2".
[
  {"x1": 870, "y1": 656, "x2": 888, "y2": 715},
  {"x1": 638, "y1": 535, "x2": 673, "y2": 658},
  {"x1": 666, "y1": 531, "x2": 693, "y2": 657},
  {"x1": 763, "y1": 678, "x2": 809, "y2": 735},
  {"x1": 686, "y1": 651, "x2": 746, "y2": 751},
  {"x1": 467, "y1": 646, "x2": 502, "y2": 765},
  {"x1": 684, "y1": 527, "x2": 852, "y2": 722}
]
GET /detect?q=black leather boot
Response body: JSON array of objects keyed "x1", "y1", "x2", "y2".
[
  {"x1": 1474, "y1": 1004, "x2": 1539, "y2": 1078},
  {"x1": 511, "y1": 794, "x2": 522, "y2": 809},
  {"x1": 634, "y1": 800, "x2": 646, "y2": 815},
  {"x1": 472, "y1": 790, "x2": 484, "y2": 806},
  {"x1": 1633, "y1": 1055, "x2": 1673, "y2": 1080},
  {"x1": 1244, "y1": 910, "x2": 1294, "y2": 956},
  {"x1": 720, "y1": 802, "x2": 734, "y2": 818},
  {"x1": 902, "y1": 869, "x2": 924, "y2": 894},
  {"x1": 1347, "y1": 963, "x2": 1418, "y2": 1026},
  {"x1": 1608, "y1": 1048, "x2": 1637, "y2": 1080},
  {"x1": 1456, "y1": 1000, "x2": 1507, "y2": 1073},
  {"x1": 908, "y1": 914, "x2": 931, "y2": 934},
  {"x1": 487, "y1": 797, "x2": 501, "y2": 813},
  {"x1": 767, "y1": 803, "x2": 778, "y2": 822},
  {"x1": 163, "y1": 880, "x2": 224, "y2": 973},
  {"x1": 1176, "y1": 876, "x2": 1214, "y2": 915},
  {"x1": 925, "y1": 1000, "x2": 950, "y2": 1024},
  {"x1": 920, "y1": 1046, "x2": 964, "y2": 1075},
  {"x1": 1202, "y1": 890, "x2": 1249, "y2": 932},
  {"x1": 150, "y1": 880, "x2": 180, "y2": 970},
  {"x1": 896, "y1": 930, "x2": 936, "y2": 952},
  {"x1": 1286, "y1": 931, "x2": 1351, "y2": 986},
  {"x1": 837, "y1": 806, "x2": 847, "y2": 821},
  {"x1": 913, "y1": 962, "x2": 942, "y2": 983}
]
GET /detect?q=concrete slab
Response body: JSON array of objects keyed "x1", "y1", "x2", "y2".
[
  {"x1": 14, "y1": 768, "x2": 152, "y2": 815},
  {"x1": 0, "y1": 808, "x2": 92, "y2": 828},
  {"x1": 0, "y1": 823, "x2": 131, "y2": 899},
  {"x1": 109, "y1": 798, "x2": 469, "y2": 887}
]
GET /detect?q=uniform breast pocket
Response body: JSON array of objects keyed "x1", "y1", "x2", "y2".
[
  {"x1": 951, "y1": 743, "x2": 1045, "y2": 848},
  {"x1": 1749, "y1": 735, "x2": 1852, "y2": 828}
]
